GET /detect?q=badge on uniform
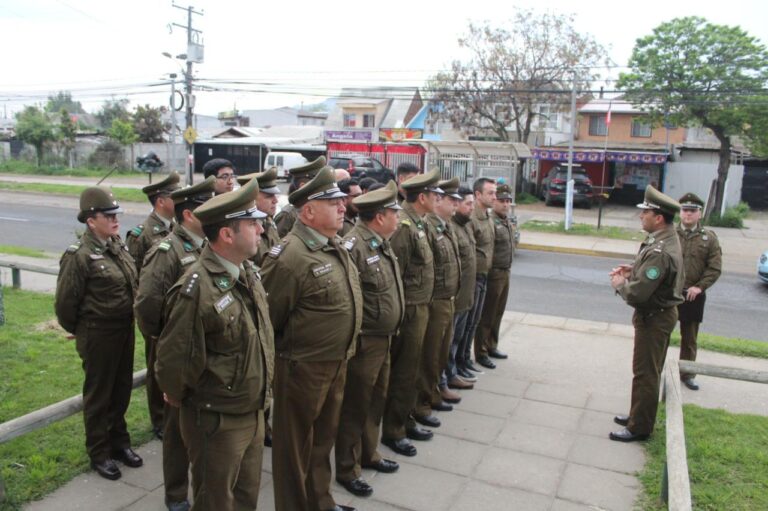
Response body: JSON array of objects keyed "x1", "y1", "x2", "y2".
[
  {"x1": 269, "y1": 244, "x2": 284, "y2": 258},
  {"x1": 180, "y1": 255, "x2": 196, "y2": 266},
  {"x1": 214, "y1": 275, "x2": 232, "y2": 290},
  {"x1": 645, "y1": 267, "x2": 661, "y2": 280},
  {"x1": 183, "y1": 241, "x2": 194, "y2": 252},
  {"x1": 214, "y1": 292, "x2": 234, "y2": 314},
  {"x1": 153, "y1": 225, "x2": 162, "y2": 234},
  {"x1": 343, "y1": 238, "x2": 356, "y2": 251},
  {"x1": 89, "y1": 254, "x2": 104, "y2": 260},
  {"x1": 369, "y1": 239, "x2": 379, "y2": 249},
  {"x1": 312, "y1": 263, "x2": 332, "y2": 277},
  {"x1": 366, "y1": 255, "x2": 380, "y2": 266},
  {"x1": 703, "y1": 235, "x2": 708, "y2": 241},
  {"x1": 417, "y1": 231, "x2": 425, "y2": 239}
]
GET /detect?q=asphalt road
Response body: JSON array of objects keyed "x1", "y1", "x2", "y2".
[{"x1": 508, "y1": 249, "x2": 768, "y2": 342}]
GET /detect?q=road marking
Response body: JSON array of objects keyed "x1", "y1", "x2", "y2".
[{"x1": 0, "y1": 215, "x2": 30, "y2": 222}]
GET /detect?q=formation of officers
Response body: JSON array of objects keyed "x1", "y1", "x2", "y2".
[{"x1": 54, "y1": 156, "x2": 517, "y2": 511}]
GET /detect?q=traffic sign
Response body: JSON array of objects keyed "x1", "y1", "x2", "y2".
[{"x1": 183, "y1": 126, "x2": 197, "y2": 144}]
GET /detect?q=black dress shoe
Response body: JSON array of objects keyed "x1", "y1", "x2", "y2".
[
  {"x1": 406, "y1": 426, "x2": 434, "y2": 441},
  {"x1": 337, "y1": 477, "x2": 373, "y2": 497},
  {"x1": 362, "y1": 458, "x2": 399, "y2": 473},
  {"x1": 431, "y1": 400, "x2": 454, "y2": 411},
  {"x1": 681, "y1": 378, "x2": 700, "y2": 391},
  {"x1": 325, "y1": 506, "x2": 356, "y2": 511},
  {"x1": 153, "y1": 426, "x2": 164, "y2": 440},
  {"x1": 264, "y1": 431, "x2": 273, "y2": 447},
  {"x1": 91, "y1": 459, "x2": 121, "y2": 480},
  {"x1": 488, "y1": 348, "x2": 508, "y2": 359},
  {"x1": 614, "y1": 415, "x2": 630, "y2": 426},
  {"x1": 457, "y1": 367, "x2": 478, "y2": 381},
  {"x1": 477, "y1": 356, "x2": 496, "y2": 369},
  {"x1": 464, "y1": 360, "x2": 485, "y2": 374},
  {"x1": 609, "y1": 427, "x2": 649, "y2": 442},
  {"x1": 112, "y1": 447, "x2": 143, "y2": 468},
  {"x1": 381, "y1": 437, "x2": 417, "y2": 457},
  {"x1": 414, "y1": 414, "x2": 441, "y2": 428}
]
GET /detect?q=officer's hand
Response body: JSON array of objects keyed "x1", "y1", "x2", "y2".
[
  {"x1": 686, "y1": 286, "x2": 702, "y2": 301},
  {"x1": 610, "y1": 273, "x2": 626, "y2": 289},
  {"x1": 163, "y1": 393, "x2": 181, "y2": 407}
]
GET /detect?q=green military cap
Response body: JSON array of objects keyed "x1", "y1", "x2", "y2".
[
  {"x1": 290, "y1": 156, "x2": 328, "y2": 182},
  {"x1": 401, "y1": 168, "x2": 443, "y2": 194},
  {"x1": 637, "y1": 185, "x2": 680, "y2": 216},
  {"x1": 289, "y1": 166, "x2": 346, "y2": 207},
  {"x1": 170, "y1": 175, "x2": 217, "y2": 205},
  {"x1": 141, "y1": 171, "x2": 181, "y2": 198},
  {"x1": 193, "y1": 174, "x2": 267, "y2": 226},
  {"x1": 237, "y1": 167, "x2": 281, "y2": 195},
  {"x1": 78, "y1": 186, "x2": 123, "y2": 223},
  {"x1": 353, "y1": 180, "x2": 402, "y2": 212},
  {"x1": 437, "y1": 177, "x2": 462, "y2": 199},
  {"x1": 678, "y1": 192, "x2": 704, "y2": 210},
  {"x1": 496, "y1": 183, "x2": 513, "y2": 200}
]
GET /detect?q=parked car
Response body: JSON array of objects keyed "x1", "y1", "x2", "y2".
[
  {"x1": 758, "y1": 250, "x2": 768, "y2": 284},
  {"x1": 265, "y1": 151, "x2": 308, "y2": 180},
  {"x1": 328, "y1": 156, "x2": 395, "y2": 183},
  {"x1": 540, "y1": 165, "x2": 594, "y2": 208}
]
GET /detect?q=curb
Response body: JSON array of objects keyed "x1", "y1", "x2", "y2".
[{"x1": 518, "y1": 242, "x2": 634, "y2": 260}]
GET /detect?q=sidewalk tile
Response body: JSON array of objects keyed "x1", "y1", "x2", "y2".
[
  {"x1": 563, "y1": 318, "x2": 610, "y2": 334},
  {"x1": 452, "y1": 390, "x2": 520, "y2": 418},
  {"x1": 607, "y1": 323, "x2": 635, "y2": 338},
  {"x1": 24, "y1": 474, "x2": 148, "y2": 511},
  {"x1": 550, "y1": 497, "x2": 604, "y2": 510},
  {"x1": 521, "y1": 313, "x2": 568, "y2": 329},
  {"x1": 474, "y1": 448, "x2": 564, "y2": 496},
  {"x1": 473, "y1": 373, "x2": 529, "y2": 398},
  {"x1": 568, "y1": 435, "x2": 645, "y2": 475},
  {"x1": 524, "y1": 382, "x2": 590, "y2": 408},
  {"x1": 358, "y1": 463, "x2": 465, "y2": 511},
  {"x1": 436, "y1": 409, "x2": 506, "y2": 444},
  {"x1": 116, "y1": 441, "x2": 163, "y2": 492},
  {"x1": 495, "y1": 421, "x2": 575, "y2": 460},
  {"x1": 348, "y1": 498, "x2": 412, "y2": 510},
  {"x1": 577, "y1": 409, "x2": 620, "y2": 438},
  {"x1": 511, "y1": 400, "x2": 583, "y2": 431},
  {"x1": 585, "y1": 392, "x2": 628, "y2": 415},
  {"x1": 448, "y1": 480, "x2": 551, "y2": 511},
  {"x1": 404, "y1": 434, "x2": 487, "y2": 476},
  {"x1": 557, "y1": 463, "x2": 640, "y2": 511},
  {"x1": 123, "y1": 486, "x2": 165, "y2": 511}
]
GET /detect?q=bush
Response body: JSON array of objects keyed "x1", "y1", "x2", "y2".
[
  {"x1": 87, "y1": 139, "x2": 126, "y2": 169},
  {"x1": 515, "y1": 191, "x2": 540, "y2": 205},
  {"x1": 706, "y1": 202, "x2": 750, "y2": 228}
]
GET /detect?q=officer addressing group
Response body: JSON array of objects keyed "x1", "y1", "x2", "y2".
[
  {"x1": 610, "y1": 185, "x2": 684, "y2": 442},
  {"x1": 261, "y1": 166, "x2": 363, "y2": 511},
  {"x1": 274, "y1": 155, "x2": 328, "y2": 237},
  {"x1": 155, "y1": 177, "x2": 274, "y2": 511}
]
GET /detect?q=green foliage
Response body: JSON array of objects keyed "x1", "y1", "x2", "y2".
[
  {"x1": 95, "y1": 99, "x2": 130, "y2": 130},
  {"x1": 0, "y1": 245, "x2": 47, "y2": 258},
  {"x1": 704, "y1": 202, "x2": 750, "y2": 228},
  {"x1": 515, "y1": 191, "x2": 540, "y2": 205},
  {"x1": 132, "y1": 104, "x2": 166, "y2": 143},
  {"x1": 0, "y1": 160, "x2": 143, "y2": 177},
  {"x1": 520, "y1": 219, "x2": 644, "y2": 241},
  {"x1": 107, "y1": 119, "x2": 138, "y2": 146},
  {"x1": 14, "y1": 107, "x2": 56, "y2": 167},
  {"x1": 44, "y1": 91, "x2": 84, "y2": 115},
  {"x1": 669, "y1": 330, "x2": 768, "y2": 359},
  {"x1": 0, "y1": 181, "x2": 147, "y2": 203},
  {"x1": 87, "y1": 139, "x2": 126, "y2": 169}
]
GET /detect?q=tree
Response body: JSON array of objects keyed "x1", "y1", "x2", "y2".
[
  {"x1": 107, "y1": 119, "x2": 138, "y2": 169},
  {"x1": 427, "y1": 10, "x2": 609, "y2": 143},
  {"x1": 133, "y1": 104, "x2": 166, "y2": 142},
  {"x1": 58, "y1": 109, "x2": 78, "y2": 168},
  {"x1": 618, "y1": 17, "x2": 768, "y2": 215},
  {"x1": 96, "y1": 98, "x2": 131, "y2": 130},
  {"x1": 15, "y1": 106, "x2": 56, "y2": 167},
  {"x1": 45, "y1": 91, "x2": 84, "y2": 114}
]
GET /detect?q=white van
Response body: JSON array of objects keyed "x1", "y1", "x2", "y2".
[{"x1": 264, "y1": 152, "x2": 308, "y2": 180}]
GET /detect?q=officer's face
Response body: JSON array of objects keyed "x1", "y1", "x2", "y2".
[
  {"x1": 493, "y1": 198, "x2": 512, "y2": 216},
  {"x1": 156, "y1": 194, "x2": 175, "y2": 219},
  {"x1": 639, "y1": 209, "x2": 661, "y2": 233},
  {"x1": 420, "y1": 191, "x2": 438, "y2": 213},
  {"x1": 257, "y1": 191, "x2": 279, "y2": 217},
  {"x1": 475, "y1": 182, "x2": 497, "y2": 208},
  {"x1": 88, "y1": 212, "x2": 120, "y2": 240},
  {"x1": 680, "y1": 207, "x2": 701, "y2": 228},
  {"x1": 232, "y1": 218, "x2": 264, "y2": 259},
  {"x1": 345, "y1": 185, "x2": 362, "y2": 214},
  {"x1": 214, "y1": 168, "x2": 237, "y2": 194},
  {"x1": 379, "y1": 208, "x2": 400, "y2": 239},
  {"x1": 309, "y1": 198, "x2": 346, "y2": 237},
  {"x1": 435, "y1": 194, "x2": 456, "y2": 219},
  {"x1": 457, "y1": 196, "x2": 474, "y2": 217}
]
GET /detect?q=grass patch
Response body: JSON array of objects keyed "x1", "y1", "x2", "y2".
[
  {"x1": 521, "y1": 219, "x2": 644, "y2": 241},
  {"x1": 0, "y1": 161, "x2": 143, "y2": 178},
  {"x1": 670, "y1": 331, "x2": 768, "y2": 360},
  {"x1": 0, "y1": 246, "x2": 47, "y2": 259},
  {"x1": 705, "y1": 202, "x2": 750, "y2": 229},
  {"x1": 638, "y1": 405, "x2": 768, "y2": 510},
  {"x1": 0, "y1": 289, "x2": 150, "y2": 510},
  {"x1": 0, "y1": 181, "x2": 145, "y2": 203},
  {"x1": 515, "y1": 191, "x2": 540, "y2": 205}
]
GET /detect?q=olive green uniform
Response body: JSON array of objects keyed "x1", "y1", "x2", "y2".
[
  {"x1": 384, "y1": 201, "x2": 435, "y2": 440},
  {"x1": 125, "y1": 211, "x2": 173, "y2": 271},
  {"x1": 55, "y1": 229, "x2": 138, "y2": 464},
  {"x1": 253, "y1": 215, "x2": 281, "y2": 266},
  {"x1": 416, "y1": 214, "x2": 460, "y2": 416},
  {"x1": 135, "y1": 224, "x2": 203, "y2": 504},
  {"x1": 476, "y1": 212, "x2": 515, "y2": 359},
  {"x1": 676, "y1": 223, "x2": 722, "y2": 378},
  {"x1": 616, "y1": 225, "x2": 684, "y2": 435},
  {"x1": 335, "y1": 222, "x2": 405, "y2": 483},
  {"x1": 274, "y1": 204, "x2": 298, "y2": 238},
  {"x1": 261, "y1": 221, "x2": 363, "y2": 511},
  {"x1": 155, "y1": 245, "x2": 273, "y2": 511},
  {"x1": 464, "y1": 205, "x2": 495, "y2": 364},
  {"x1": 338, "y1": 213, "x2": 356, "y2": 237}
]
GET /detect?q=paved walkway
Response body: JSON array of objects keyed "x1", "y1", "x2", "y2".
[{"x1": 22, "y1": 312, "x2": 768, "y2": 511}]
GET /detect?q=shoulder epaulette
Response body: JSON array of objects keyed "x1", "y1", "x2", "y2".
[
  {"x1": 65, "y1": 241, "x2": 82, "y2": 253},
  {"x1": 180, "y1": 271, "x2": 200, "y2": 297},
  {"x1": 130, "y1": 225, "x2": 144, "y2": 237},
  {"x1": 400, "y1": 218, "x2": 412, "y2": 227},
  {"x1": 343, "y1": 237, "x2": 357, "y2": 251},
  {"x1": 157, "y1": 241, "x2": 172, "y2": 252},
  {"x1": 268, "y1": 240, "x2": 289, "y2": 258}
]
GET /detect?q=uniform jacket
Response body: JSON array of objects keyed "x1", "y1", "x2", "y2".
[
  {"x1": 471, "y1": 206, "x2": 495, "y2": 275},
  {"x1": 452, "y1": 213, "x2": 477, "y2": 312},
  {"x1": 261, "y1": 221, "x2": 363, "y2": 362},
  {"x1": 126, "y1": 211, "x2": 173, "y2": 271},
  {"x1": 618, "y1": 225, "x2": 684, "y2": 311},
  {"x1": 274, "y1": 204, "x2": 297, "y2": 238},
  {"x1": 253, "y1": 216, "x2": 281, "y2": 266},
  {"x1": 338, "y1": 214, "x2": 356, "y2": 237},
  {"x1": 491, "y1": 213, "x2": 515, "y2": 270},
  {"x1": 388, "y1": 201, "x2": 435, "y2": 305},
  {"x1": 155, "y1": 245, "x2": 274, "y2": 414},
  {"x1": 426, "y1": 213, "x2": 461, "y2": 300},
  {"x1": 55, "y1": 229, "x2": 138, "y2": 334},
  {"x1": 343, "y1": 222, "x2": 405, "y2": 336},
  {"x1": 676, "y1": 223, "x2": 722, "y2": 290}
]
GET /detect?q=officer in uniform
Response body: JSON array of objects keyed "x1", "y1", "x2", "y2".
[
  {"x1": 475, "y1": 183, "x2": 516, "y2": 364},
  {"x1": 202, "y1": 158, "x2": 238, "y2": 195},
  {"x1": 55, "y1": 187, "x2": 142, "y2": 481},
  {"x1": 676, "y1": 192, "x2": 722, "y2": 390},
  {"x1": 338, "y1": 178, "x2": 362, "y2": 236},
  {"x1": 261, "y1": 166, "x2": 363, "y2": 511},
  {"x1": 274, "y1": 156, "x2": 328, "y2": 237},
  {"x1": 610, "y1": 185, "x2": 684, "y2": 442},
  {"x1": 335, "y1": 181, "x2": 405, "y2": 498},
  {"x1": 134, "y1": 176, "x2": 216, "y2": 511},
  {"x1": 155, "y1": 177, "x2": 274, "y2": 510},
  {"x1": 382, "y1": 169, "x2": 441, "y2": 457},
  {"x1": 415, "y1": 177, "x2": 462, "y2": 425},
  {"x1": 237, "y1": 167, "x2": 283, "y2": 265}
]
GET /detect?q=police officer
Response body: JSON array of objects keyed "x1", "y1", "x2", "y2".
[
  {"x1": 382, "y1": 169, "x2": 441, "y2": 457},
  {"x1": 155, "y1": 177, "x2": 273, "y2": 510},
  {"x1": 134, "y1": 176, "x2": 216, "y2": 511},
  {"x1": 202, "y1": 158, "x2": 237, "y2": 195},
  {"x1": 415, "y1": 177, "x2": 462, "y2": 424},
  {"x1": 335, "y1": 181, "x2": 405, "y2": 498},
  {"x1": 274, "y1": 156, "x2": 328, "y2": 237},
  {"x1": 55, "y1": 187, "x2": 141, "y2": 481},
  {"x1": 610, "y1": 185, "x2": 684, "y2": 442},
  {"x1": 338, "y1": 178, "x2": 362, "y2": 236},
  {"x1": 237, "y1": 167, "x2": 283, "y2": 265},
  {"x1": 261, "y1": 166, "x2": 363, "y2": 511},
  {"x1": 676, "y1": 192, "x2": 722, "y2": 390},
  {"x1": 475, "y1": 183, "x2": 516, "y2": 364}
]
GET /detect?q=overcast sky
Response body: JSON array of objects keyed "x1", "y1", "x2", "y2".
[{"x1": 1, "y1": 0, "x2": 767, "y2": 117}]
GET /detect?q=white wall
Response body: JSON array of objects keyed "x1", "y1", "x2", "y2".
[{"x1": 665, "y1": 161, "x2": 744, "y2": 209}]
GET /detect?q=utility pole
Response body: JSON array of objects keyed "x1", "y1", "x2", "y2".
[
  {"x1": 565, "y1": 73, "x2": 577, "y2": 231},
  {"x1": 172, "y1": 3, "x2": 204, "y2": 185},
  {"x1": 169, "y1": 73, "x2": 177, "y2": 172}
]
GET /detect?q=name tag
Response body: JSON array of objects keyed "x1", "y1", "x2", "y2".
[
  {"x1": 417, "y1": 231, "x2": 425, "y2": 239},
  {"x1": 312, "y1": 263, "x2": 332, "y2": 277},
  {"x1": 180, "y1": 255, "x2": 196, "y2": 265},
  {"x1": 89, "y1": 254, "x2": 104, "y2": 260},
  {"x1": 366, "y1": 255, "x2": 380, "y2": 265},
  {"x1": 214, "y1": 292, "x2": 235, "y2": 314},
  {"x1": 437, "y1": 235, "x2": 444, "y2": 241}
]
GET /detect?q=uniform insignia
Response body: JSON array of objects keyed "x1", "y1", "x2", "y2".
[
  {"x1": 130, "y1": 225, "x2": 144, "y2": 237},
  {"x1": 157, "y1": 241, "x2": 171, "y2": 252},
  {"x1": 66, "y1": 242, "x2": 81, "y2": 253},
  {"x1": 436, "y1": 224, "x2": 444, "y2": 233},
  {"x1": 181, "y1": 272, "x2": 200, "y2": 296},
  {"x1": 366, "y1": 255, "x2": 380, "y2": 265},
  {"x1": 153, "y1": 225, "x2": 162, "y2": 234},
  {"x1": 94, "y1": 247, "x2": 103, "y2": 254},
  {"x1": 417, "y1": 231, "x2": 425, "y2": 239},
  {"x1": 183, "y1": 241, "x2": 194, "y2": 252},
  {"x1": 214, "y1": 292, "x2": 235, "y2": 314},
  {"x1": 369, "y1": 239, "x2": 379, "y2": 249},
  {"x1": 180, "y1": 255, "x2": 196, "y2": 265},
  {"x1": 437, "y1": 235, "x2": 444, "y2": 241},
  {"x1": 400, "y1": 219, "x2": 411, "y2": 227},
  {"x1": 645, "y1": 267, "x2": 661, "y2": 280},
  {"x1": 343, "y1": 238, "x2": 356, "y2": 251},
  {"x1": 268, "y1": 244, "x2": 284, "y2": 258},
  {"x1": 312, "y1": 263, "x2": 332, "y2": 277},
  {"x1": 307, "y1": 239, "x2": 317, "y2": 247},
  {"x1": 214, "y1": 275, "x2": 232, "y2": 290},
  {"x1": 702, "y1": 235, "x2": 708, "y2": 241},
  {"x1": 89, "y1": 254, "x2": 104, "y2": 260}
]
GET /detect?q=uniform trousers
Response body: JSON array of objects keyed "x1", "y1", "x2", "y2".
[
  {"x1": 74, "y1": 319, "x2": 134, "y2": 462},
  {"x1": 443, "y1": 310, "x2": 470, "y2": 384},
  {"x1": 335, "y1": 335, "x2": 390, "y2": 483},
  {"x1": 383, "y1": 303, "x2": 429, "y2": 440},
  {"x1": 415, "y1": 298, "x2": 455, "y2": 417},
  {"x1": 678, "y1": 292, "x2": 706, "y2": 379},
  {"x1": 458, "y1": 274, "x2": 488, "y2": 366},
  {"x1": 475, "y1": 268, "x2": 510, "y2": 360},
  {"x1": 162, "y1": 403, "x2": 190, "y2": 504},
  {"x1": 273, "y1": 358, "x2": 347, "y2": 511},
  {"x1": 145, "y1": 335, "x2": 165, "y2": 430},
  {"x1": 627, "y1": 308, "x2": 677, "y2": 436},
  {"x1": 179, "y1": 406, "x2": 264, "y2": 511}
]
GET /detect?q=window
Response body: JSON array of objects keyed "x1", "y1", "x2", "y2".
[
  {"x1": 343, "y1": 113, "x2": 356, "y2": 127},
  {"x1": 588, "y1": 115, "x2": 607, "y2": 136},
  {"x1": 363, "y1": 114, "x2": 375, "y2": 128},
  {"x1": 631, "y1": 119, "x2": 652, "y2": 137},
  {"x1": 537, "y1": 105, "x2": 559, "y2": 130}
]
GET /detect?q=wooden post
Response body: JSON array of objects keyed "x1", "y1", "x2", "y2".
[
  {"x1": 11, "y1": 268, "x2": 20, "y2": 289},
  {"x1": 664, "y1": 360, "x2": 692, "y2": 510},
  {"x1": 678, "y1": 360, "x2": 768, "y2": 384}
]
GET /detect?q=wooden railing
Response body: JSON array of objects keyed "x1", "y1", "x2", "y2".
[{"x1": 0, "y1": 260, "x2": 58, "y2": 289}]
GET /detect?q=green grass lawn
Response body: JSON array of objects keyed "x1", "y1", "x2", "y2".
[
  {"x1": 638, "y1": 405, "x2": 768, "y2": 510},
  {"x1": 521, "y1": 219, "x2": 645, "y2": 241},
  {"x1": 0, "y1": 246, "x2": 47, "y2": 259},
  {"x1": 671, "y1": 330, "x2": 768, "y2": 360},
  {"x1": 0, "y1": 289, "x2": 151, "y2": 510},
  {"x1": 0, "y1": 161, "x2": 144, "y2": 178},
  {"x1": 0, "y1": 181, "x2": 145, "y2": 203}
]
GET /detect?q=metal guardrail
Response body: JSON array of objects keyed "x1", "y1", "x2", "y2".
[{"x1": 0, "y1": 260, "x2": 58, "y2": 289}]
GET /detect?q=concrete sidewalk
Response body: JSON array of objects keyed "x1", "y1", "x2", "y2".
[{"x1": 23, "y1": 312, "x2": 768, "y2": 511}]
